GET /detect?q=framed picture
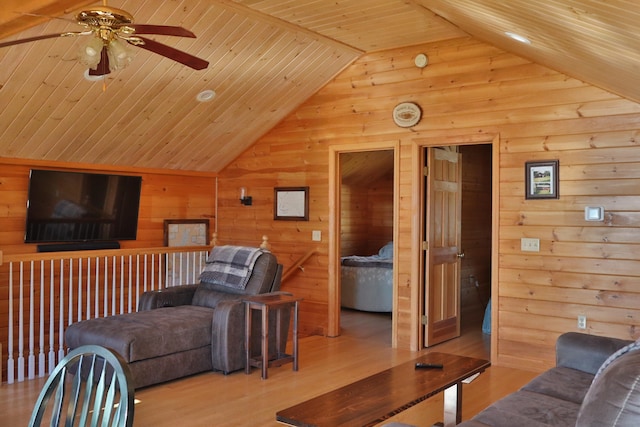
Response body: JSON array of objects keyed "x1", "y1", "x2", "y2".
[
  {"x1": 163, "y1": 219, "x2": 209, "y2": 247},
  {"x1": 525, "y1": 160, "x2": 559, "y2": 199},
  {"x1": 163, "y1": 219, "x2": 210, "y2": 286},
  {"x1": 274, "y1": 186, "x2": 309, "y2": 221}
]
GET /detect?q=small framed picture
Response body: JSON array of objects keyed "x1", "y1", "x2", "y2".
[
  {"x1": 274, "y1": 187, "x2": 309, "y2": 221},
  {"x1": 525, "y1": 160, "x2": 559, "y2": 199},
  {"x1": 163, "y1": 219, "x2": 209, "y2": 247}
]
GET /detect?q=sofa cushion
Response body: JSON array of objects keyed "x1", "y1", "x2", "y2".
[
  {"x1": 576, "y1": 349, "x2": 640, "y2": 427},
  {"x1": 469, "y1": 390, "x2": 581, "y2": 427},
  {"x1": 66, "y1": 305, "x2": 214, "y2": 363},
  {"x1": 521, "y1": 366, "x2": 594, "y2": 404}
]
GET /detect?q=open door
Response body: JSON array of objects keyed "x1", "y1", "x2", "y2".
[{"x1": 423, "y1": 147, "x2": 463, "y2": 347}]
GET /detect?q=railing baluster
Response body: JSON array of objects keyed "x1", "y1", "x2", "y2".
[
  {"x1": 28, "y1": 261, "x2": 35, "y2": 379},
  {"x1": 151, "y1": 254, "x2": 155, "y2": 290},
  {"x1": 48, "y1": 259, "x2": 55, "y2": 374},
  {"x1": 135, "y1": 255, "x2": 140, "y2": 311},
  {"x1": 67, "y1": 258, "x2": 73, "y2": 327},
  {"x1": 111, "y1": 256, "x2": 116, "y2": 316},
  {"x1": 18, "y1": 261, "x2": 24, "y2": 382},
  {"x1": 57, "y1": 259, "x2": 64, "y2": 363},
  {"x1": 77, "y1": 258, "x2": 83, "y2": 322},
  {"x1": 143, "y1": 254, "x2": 148, "y2": 293},
  {"x1": 103, "y1": 256, "x2": 108, "y2": 318},
  {"x1": 86, "y1": 257, "x2": 92, "y2": 320},
  {"x1": 8, "y1": 262, "x2": 14, "y2": 384},
  {"x1": 119, "y1": 255, "x2": 125, "y2": 314},
  {"x1": 38, "y1": 260, "x2": 45, "y2": 377}
]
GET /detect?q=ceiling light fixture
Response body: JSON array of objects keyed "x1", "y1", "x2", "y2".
[
  {"x1": 196, "y1": 89, "x2": 216, "y2": 102},
  {"x1": 83, "y1": 69, "x2": 105, "y2": 81},
  {"x1": 78, "y1": 36, "x2": 135, "y2": 73},
  {"x1": 505, "y1": 31, "x2": 532, "y2": 45}
]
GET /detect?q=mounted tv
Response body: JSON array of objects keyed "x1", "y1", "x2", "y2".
[{"x1": 25, "y1": 169, "x2": 142, "y2": 244}]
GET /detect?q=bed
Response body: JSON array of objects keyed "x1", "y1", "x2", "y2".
[{"x1": 340, "y1": 242, "x2": 393, "y2": 313}]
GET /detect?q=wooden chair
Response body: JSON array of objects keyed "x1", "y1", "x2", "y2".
[{"x1": 28, "y1": 345, "x2": 135, "y2": 427}]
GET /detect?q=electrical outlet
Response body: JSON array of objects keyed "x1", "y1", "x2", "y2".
[
  {"x1": 577, "y1": 315, "x2": 587, "y2": 329},
  {"x1": 521, "y1": 238, "x2": 540, "y2": 252}
]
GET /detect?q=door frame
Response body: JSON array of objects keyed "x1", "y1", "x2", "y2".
[
  {"x1": 413, "y1": 134, "x2": 499, "y2": 356},
  {"x1": 328, "y1": 141, "x2": 400, "y2": 342}
]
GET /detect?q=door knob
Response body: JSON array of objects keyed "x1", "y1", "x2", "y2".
[{"x1": 457, "y1": 252, "x2": 465, "y2": 259}]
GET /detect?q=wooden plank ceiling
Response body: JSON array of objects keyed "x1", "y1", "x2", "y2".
[{"x1": 0, "y1": 0, "x2": 638, "y2": 173}]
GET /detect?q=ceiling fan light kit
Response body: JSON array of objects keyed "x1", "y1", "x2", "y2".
[{"x1": 78, "y1": 36, "x2": 104, "y2": 69}]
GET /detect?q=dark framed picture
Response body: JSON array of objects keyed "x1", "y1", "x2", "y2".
[
  {"x1": 274, "y1": 186, "x2": 309, "y2": 221},
  {"x1": 163, "y1": 219, "x2": 210, "y2": 246},
  {"x1": 525, "y1": 160, "x2": 559, "y2": 199}
]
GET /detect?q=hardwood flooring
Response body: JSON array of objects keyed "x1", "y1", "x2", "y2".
[{"x1": 1, "y1": 310, "x2": 538, "y2": 426}]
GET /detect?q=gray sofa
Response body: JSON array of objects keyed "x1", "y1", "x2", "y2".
[
  {"x1": 65, "y1": 250, "x2": 288, "y2": 389},
  {"x1": 456, "y1": 332, "x2": 640, "y2": 426},
  {"x1": 387, "y1": 332, "x2": 640, "y2": 427}
]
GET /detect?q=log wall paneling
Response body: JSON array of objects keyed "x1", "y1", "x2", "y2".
[
  {"x1": 218, "y1": 36, "x2": 640, "y2": 371},
  {"x1": 340, "y1": 185, "x2": 371, "y2": 257}
]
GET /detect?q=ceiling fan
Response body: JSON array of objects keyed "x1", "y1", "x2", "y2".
[{"x1": 0, "y1": 1, "x2": 209, "y2": 76}]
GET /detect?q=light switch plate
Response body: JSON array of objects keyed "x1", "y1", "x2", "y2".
[
  {"x1": 585, "y1": 206, "x2": 604, "y2": 221},
  {"x1": 312, "y1": 230, "x2": 321, "y2": 241},
  {"x1": 521, "y1": 238, "x2": 540, "y2": 252}
]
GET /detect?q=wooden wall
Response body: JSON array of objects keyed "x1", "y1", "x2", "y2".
[
  {"x1": 340, "y1": 172, "x2": 394, "y2": 257},
  {"x1": 340, "y1": 184, "x2": 369, "y2": 257},
  {"x1": 218, "y1": 36, "x2": 640, "y2": 371},
  {"x1": 0, "y1": 158, "x2": 217, "y2": 254}
]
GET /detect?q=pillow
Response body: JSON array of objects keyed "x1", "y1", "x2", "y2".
[
  {"x1": 576, "y1": 349, "x2": 640, "y2": 426},
  {"x1": 378, "y1": 242, "x2": 393, "y2": 258}
]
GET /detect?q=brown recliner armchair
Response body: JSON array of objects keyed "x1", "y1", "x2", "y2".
[{"x1": 66, "y1": 250, "x2": 288, "y2": 389}]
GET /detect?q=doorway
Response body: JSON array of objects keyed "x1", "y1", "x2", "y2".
[
  {"x1": 339, "y1": 149, "x2": 395, "y2": 342},
  {"x1": 421, "y1": 143, "x2": 493, "y2": 348},
  {"x1": 327, "y1": 141, "x2": 400, "y2": 342}
]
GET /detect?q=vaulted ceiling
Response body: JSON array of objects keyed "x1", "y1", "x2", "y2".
[{"x1": 1, "y1": 0, "x2": 639, "y2": 172}]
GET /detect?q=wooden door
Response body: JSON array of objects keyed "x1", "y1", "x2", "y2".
[{"x1": 423, "y1": 147, "x2": 463, "y2": 347}]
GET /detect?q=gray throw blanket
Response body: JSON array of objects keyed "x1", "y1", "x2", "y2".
[{"x1": 199, "y1": 245, "x2": 266, "y2": 290}]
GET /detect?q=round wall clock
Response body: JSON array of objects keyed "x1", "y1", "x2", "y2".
[{"x1": 392, "y1": 102, "x2": 422, "y2": 128}]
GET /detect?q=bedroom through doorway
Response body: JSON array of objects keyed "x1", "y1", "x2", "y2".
[{"x1": 338, "y1": 149, "x2": 394, "y2": 343}]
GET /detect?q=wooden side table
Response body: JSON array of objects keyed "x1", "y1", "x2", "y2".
[{"x1": 243, "y1": 292, "x2": 302, "y2": 379}]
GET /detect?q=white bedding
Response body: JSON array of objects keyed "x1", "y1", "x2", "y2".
[{"x1": 340, "y1": 242, "x2": 393, "y2": 313}]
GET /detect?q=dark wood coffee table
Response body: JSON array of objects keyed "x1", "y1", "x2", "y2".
[{"x1": 276, "y1": 352, "x2": 490, "y2": 427}]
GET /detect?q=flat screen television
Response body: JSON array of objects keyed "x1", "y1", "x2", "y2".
[{"x1": 25, "y1": 169, "x2": 142, "y2": 244}]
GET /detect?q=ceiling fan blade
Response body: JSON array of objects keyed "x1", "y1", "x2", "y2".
[
  {"x1": 88, "y1": 47, "x2": 111, "y2": 76},
  {"x1": 126, "y1": 25, "x2": 196, "y2": 38},
  {"x1": 133, "y1": 36, "x2": 208, "y2": 70},
  {"x1": 0, "y1": 33, "x2": 67, "y2": 48}
]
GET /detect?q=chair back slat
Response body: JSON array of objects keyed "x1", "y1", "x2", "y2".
[{"x1": 28, "y1": 345, "x2": 134, "y2": 427}]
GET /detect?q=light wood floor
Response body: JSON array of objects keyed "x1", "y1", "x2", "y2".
[{"x1": 1, "y1": 310, "x2": 538, "y2": 426}]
